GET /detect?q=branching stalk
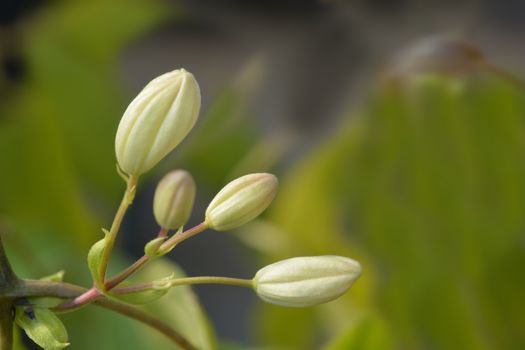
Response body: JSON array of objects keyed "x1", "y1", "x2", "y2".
[
  {"x1": 56, "y1": 223, "x2": 208, "y2": 311},
  {"x1": 112, "y1": 276, "x2": 254, "y2": 295},
  {"x1": 10, "y1": 279, "x2": 196, "y2": 350},
  {"x1": 104, "y1": 222, "x2": 208, "y2": 290}
]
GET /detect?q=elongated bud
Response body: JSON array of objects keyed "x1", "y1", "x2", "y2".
[
  {"x1": 153, "y1": 170, "x2": 196, "y2": 230},
  {"x1": 253, "y1": 256, "x2": 362, "y2": 307},
  {"x1": 115, "y1": 69, "x2": 201, "y2": 175},
  {"x1": 205, "y1": 173, "x2": 278, "y2": 231}
]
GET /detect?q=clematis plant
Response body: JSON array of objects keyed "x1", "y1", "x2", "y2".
[{"x1": 0, "y1": 69, "x2": 361, "y2": 350}]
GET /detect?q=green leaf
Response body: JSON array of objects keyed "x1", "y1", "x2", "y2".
[
  {"x1": 257, "y1": 72, "x2": 525, "y2": 349},
  {"x1": 324, "y1": 316, "x2": 393, "y2": 350},
  {"x1": 87, "y1": 234, "x2": 107, "y2": 288},
  {"x1": 12, "y1": 326, "x2": 28, "y2": 350},
  {"x1": 15, "y1": 306, "x2": 69, "y2": 350}
]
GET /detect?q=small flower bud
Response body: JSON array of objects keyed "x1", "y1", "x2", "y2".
[
  {"x1": 115, "y1": 69, "x2": 201, "y2": 175},
  {"x1": 253, "y1": 255, "x2": 362, "y2": 307},
  {"x1": 205, "y1": 173, "x2": 278, "y2": 231},
  {"x1": 153, "y1": 170, "x2": 196, "y2": 230}
]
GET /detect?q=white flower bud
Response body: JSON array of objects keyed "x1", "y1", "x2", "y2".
[
  {"x1": 115, "y1": 69, "x2": 200, "y2": 175},
  {"x1": 253, "y1": 255, "x2": 361, "y2": 307},
  {"x1": 153, "y1": 170, "x2": 196, "y2": 230},
  {"x1": 205, "y1": 173, "x2": 278, "y2": 231}
]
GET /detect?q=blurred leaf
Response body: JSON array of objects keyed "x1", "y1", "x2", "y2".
[
  {"x1": 255, "y1": 72, "x2": 525, "y2": 349},
  {"x1": 0, "y1": 0, "x2": 172, "y2": 260},
  {"x1": 254, "y1": 304, "x2": 317, "y2": 349},
  {"x1": 218, "y1": 341, "x2": 286, "y2": 350},
  {"x1": 324, "y1": 316, "x2": 393, "y2": 350}
]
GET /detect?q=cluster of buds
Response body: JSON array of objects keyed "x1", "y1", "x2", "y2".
[
  {"x1": 113, "y1": 68, "x2": 362, "y2": 307},
  {"x1": 14, "y1": 68, "x2": 363, "y2": 350}
]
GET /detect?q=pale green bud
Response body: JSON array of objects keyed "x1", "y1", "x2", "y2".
[
  {"x1": 153, "y1": 170, "x2": 196, "y2": 230},
  {"x1": 253, "y1": 255, "x2": 362, "y2": 307},
  {"x1": 205, "y1": 173, "x2": 278, "y2": 231},
  {"x1": 115, "y1": 69, "x2": 201, "y2": 175}
]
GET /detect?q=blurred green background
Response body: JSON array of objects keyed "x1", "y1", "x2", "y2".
[{"x1": 1, "y1": 0, "x2": 525, "y2": 349}]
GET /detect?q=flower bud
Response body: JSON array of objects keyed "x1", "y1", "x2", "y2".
[
  {"x1": 205, "y1": 173, "x2": 278, "y2": 231},
  {"x1": 253, "y1": 256, "x2": 361, "y2": 307},
  {"x1": 153, "y1": 170, "x2": 196, "y2": 230},
  {"x1": 115, "y1": 69, "x2": 201, "y2": 175}
]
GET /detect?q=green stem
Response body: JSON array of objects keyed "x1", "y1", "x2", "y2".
[
  {"x1": 0, "y1": 233, "x2": 17, "y2": 290},
  {"x1": 159, "y1": 222, "x2": 208, "y2": 254},
  {"x1": 113, "y1": 276, "x2": 254, "y2": 295},
  {"x1": 54, "y1": 287, "x2": 101, "y2": 311},
  {"x1": 104, "y1": 222, "x2": 208, "y2": 291},
  {"x1": 99, "y1": 175, "x2": 138, "y2": 286},
  {"x1": 0, "y1": 301, "x2": 13, "y2": 350},
  {"x1": 10, "y1": 280, "x2": 195, "y2": 350},
  {"x1": 0, "y1": 233, "x2": 17, "y2": 350}
]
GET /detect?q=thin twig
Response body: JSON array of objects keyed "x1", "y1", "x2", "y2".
[{"x1": 113, "y1": 276, "x2": 253, "y2": 296}]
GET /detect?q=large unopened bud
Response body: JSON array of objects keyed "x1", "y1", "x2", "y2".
[
  {"x1": 115, "y1": 69, "x2": 200, "y2": 175},
  {"x1": 153, "y1": 170, "x2": 196, "y2": 230},
  {"x1": 205, "y1": 173, "x2": 278, "y2": 231},
  {"x1": 253, "y1": 256, "x2": 362, "y2": 307}
]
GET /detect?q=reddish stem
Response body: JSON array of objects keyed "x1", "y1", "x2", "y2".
[
  {"x1": 59, "y1": 223, "x2": 207, "y2": 311},
  {"x1": 54, "y1": 286, "x2": 101, "y2": 311}
]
